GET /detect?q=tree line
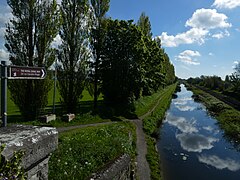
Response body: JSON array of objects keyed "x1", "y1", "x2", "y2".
[
  {"x1": 5, "y1": 0, "x2": 176, "y2": 120},
  {"x1": 187, "y1": 62, "x2": 240, "y2": 100}
]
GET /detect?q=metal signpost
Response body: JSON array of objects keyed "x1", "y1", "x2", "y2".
[{"x1": 1, "y1": 61, "x2": 47, "y2": 127}]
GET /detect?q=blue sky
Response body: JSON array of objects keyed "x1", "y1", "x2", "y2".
[{"x1": 0, "y1": 0, "x2": 240, "y2": 79}]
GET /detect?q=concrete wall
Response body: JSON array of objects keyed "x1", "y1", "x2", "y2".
[
  {"x1": 0, "y1": 125, "x2": 58, "y2": 180},
  {"x1": 90, "y1": 154, "x2": 134, "y2": 180}
]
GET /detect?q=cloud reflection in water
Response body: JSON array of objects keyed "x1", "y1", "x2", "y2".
[
  {"x1": 198, "y1": 154, "x2": 240, "y2": 171},
  {"x1": 166, "y1": 113, "x2": 198, "y2": 133},
  {"x1": 176, "y1": 133, "x2": 218, "y2": 152}
]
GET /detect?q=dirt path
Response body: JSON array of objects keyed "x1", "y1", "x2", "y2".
[
  {"x1": 133, "y1": 119, "x2": 151, "y2": 180},
  {"x1": 56, "y1": 90, "x2": 169, "y2": 180},
  {"x1": 195, "y1": 85, "x2": 240, "y2": 111}
]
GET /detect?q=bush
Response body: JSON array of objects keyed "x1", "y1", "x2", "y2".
[{"x1": 0, "y1": 144, "x2": 26, "y2": 179}]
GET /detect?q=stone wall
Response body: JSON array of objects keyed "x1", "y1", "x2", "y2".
[
  {"x1": 0, "y1": 125, "x2": 58, "y2": 180},
  {"x1": 90, "y1": 154, "x2": 133, "y2": 180}
]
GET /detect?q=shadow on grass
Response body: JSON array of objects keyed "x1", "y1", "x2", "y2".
[{"x1": 6, "y1": 100, "x2": 138, "y2": 126}]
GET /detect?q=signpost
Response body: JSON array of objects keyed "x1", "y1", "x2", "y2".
[
  {"x1": 1, "y1": 62, "x2": 47, "y2": 127},
  {"x1": 9, "y1": 66, "x2": 46, "y2": 79}
]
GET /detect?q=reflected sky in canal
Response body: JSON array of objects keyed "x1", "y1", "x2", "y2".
[{"x1": 157, "y1": 84, "x2": 240, "y2": 180}]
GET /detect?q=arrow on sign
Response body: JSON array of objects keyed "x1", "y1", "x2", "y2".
[{"x1": 8, "y1": 66, "x2": 47, "y2": 79}]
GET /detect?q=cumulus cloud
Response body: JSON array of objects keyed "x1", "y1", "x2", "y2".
[
  {"x1": 212, "y1": 0, "x2": 240, "y2": 9},
  {"x1": 198, "y1": 154, "x2": 240, "y2": 171},
  {"x1": 159, "y1": 8, "x2": 231, "y2": 47},
  {"x1": 160, "y1": 28, "x2": 208, "y2": 47},
  {"x1": 166, "y1": 113, "x2": 198, "y2": 134},
  {"x1": 186, "y1": 9, "x2": 231, "y2": 29},
  {"x1": 176, "y1": 133, "x2": 218, "y2": 152},
  {"x1": 0, "y1": 49, "x2": 9, "y2": 61},
  {"x1": 212, "y1": 30, "x2": 230, "y2": 39},
  {"x1": 0, "y1": 27, "x2": 5, "y2": 38},
  {"x1": 175, "y1": 50, "x2": 201, "y2": 65}
]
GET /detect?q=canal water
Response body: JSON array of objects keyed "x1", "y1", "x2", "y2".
[{"x1": 157, "y1": 84, "x2": 240, "y2": 180}]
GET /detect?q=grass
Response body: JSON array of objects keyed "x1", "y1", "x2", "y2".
[
  {"x1": 49, "y1": 122, "x2": 136, "y2": 180},
  {"x1": 142, "y1": 84, "x2": 177, "y2": 136},
  {"x1": 189, "y1": 84, "x2": 240, "y2": 139},
  {"x1": 146, "y1": 136, "x2": 162, "y2": 180},
  {"x1": 134, "y1": 89, "x2": 165, "y2": 117},
  {"x1": 134, "y1": 83, "x2": 177, "y2": 180}
]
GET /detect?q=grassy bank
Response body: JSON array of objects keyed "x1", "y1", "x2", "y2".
[
  {"x1": 49, "y1": 122, "x2": 136, "y2": 179},
  {"x1": 137, "y1": 84, "x2": 177, "y2": 180},
  {"x1": 188, "y1": 84, "x2": 240, "y2": 139}
]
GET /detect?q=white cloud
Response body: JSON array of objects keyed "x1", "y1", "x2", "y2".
[
  {"x1": 0, "y1": 27, "x2": 5, "y2": 38},
  {"x1": 209, "y1": 52, "x2": 214, "y2": 56},
  {"x1": 176, "y1": 133, "x2": 218, "y2": 152},
  {"x1": 0, "y1": 49, "x2": 9, "y2": 61},
  {"x1": 186, "y1": 9, "x2": 231, "y2": 30},
  {"x1": 198, "y1": 155, "x2": 240, "y2": 171},
  {"x1": 175, "y1": 50, "x2": 201, "y2": 65},
  {"x1": 233, "y1": 61, "x2": 239, "y2": 65},
  {"x1": 160, "y1": 28, "x2": 208, "y2": 47},
  {"x1": 51, "y1": 34, "x2": 62, "y2": 48},
  {"x1": 212, "y1": 0, "x2": 240, "y2": 9},
  {"x1": 160, "y1": 8, "x2": 231, "y2": 47},
  {"x1": 212, "y1": 30, "x2": 230, "y2": 39}
]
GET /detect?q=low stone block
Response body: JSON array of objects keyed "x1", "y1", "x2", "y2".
[
  {"x1": 63, "y1": 113, "x2": 75, "y2": 122},
  {"x1": 0, "y1": 125, "x2": 58, "y2": 180},
  {"x1": 40, "y1": 114, "x2": 56, "y2": 123}
]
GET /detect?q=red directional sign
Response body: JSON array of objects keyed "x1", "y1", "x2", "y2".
[{"x1": 8, "y1": 66, "x2": 47, "y2": 79}]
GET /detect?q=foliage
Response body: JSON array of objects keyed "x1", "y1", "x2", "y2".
[
  {"x1": 5, "y1": 0, "x2": 59, "y2": 120},
  {"x1": 0, "y1": 144, "x2": 26, "y2": 180},
  {"x1": 137, "y1": 12, "x2": 152, "y2": 38},
  {"x1": 190, "y1": 85, "x2": 240, "y2": 139},
  {"x1": 49, "y1": 122, "x2": 136, "y2": 179},
  {"x1": 101, "y1": 19, "x2": 145, "y2": 105},
  {"x1": 89, "y1": 0, "x2": 110, "y2": 111},
  {"x1": 230, "y1": 62, "x2": 240, "y2": 93},
  {"x1": 146, "y1": 136, "x2": 162, "y2": 180},
  {"x1": 57, "y1": 0, "x2": 90, "y2": 113}
]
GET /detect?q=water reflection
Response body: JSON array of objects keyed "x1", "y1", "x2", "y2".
[
  {"x1": 158, "y1": 84, "x2": 240, "y2": 180},
  {"x1": 176, "y1": 133, "x2": 218, "y2": 152},
  {"x1": 166, "y1": 113, "x2": 198, "y2": 133},
  {"x1": 198, "y1": 154, "x2": 240, "y2": 171}
]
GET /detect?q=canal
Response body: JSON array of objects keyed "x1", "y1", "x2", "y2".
[{"x1": 157, "y1": 84, "x2": 240, "y2": 180}]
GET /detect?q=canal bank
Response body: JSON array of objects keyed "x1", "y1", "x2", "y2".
[{"x1": 157, "y1": 84, "x2": 240, "y2": 180}]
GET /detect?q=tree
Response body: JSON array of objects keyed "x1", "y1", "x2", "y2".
[
  {"x1": 101, "y1": 20, "x2": 145, "y2": 105},
  {"x1": 89, "y1": 0, "x2": 110, "y2": 111},
  {"x1": 5, "y1": 0, "x2": 59, "y2": 120},
  {"x1": 57, "y1": 0, "x2": 90, "y2": 113},
  {"x1": 137, "y1": 12, "x2": 152, "y2": 38},
  {"x1": 230, "y1": 62, "x2": 240, "y2": 93}
]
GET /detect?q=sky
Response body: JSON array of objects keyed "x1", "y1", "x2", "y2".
[{"x1": 0, "y1": 0, "x2": 240, "y2": 79}]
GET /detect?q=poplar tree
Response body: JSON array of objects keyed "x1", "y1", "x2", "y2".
[
  {"x1": 57, "y1": 0, "x2": 90, "y2": 113},
  {"x1": 89, "y1": 0, "x2": 110, "y2": 111},
  {"x1": 5, "y1": 0, "x2": 59, "y2": 120}
]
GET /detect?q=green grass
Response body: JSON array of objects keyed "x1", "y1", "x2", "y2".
[
  {"x1": 49, "y1": 122, "x2": 136, "y2": 180},
  {"x1": 134, "y1": 88, "x2": 164, "y2": 117},
  {"x1": 146, "y1": 136, "x2": 162, "y2": 180},
  {"x1": 21, "y1": 112, "x2": 111, "y2": 127},
  {"x1": 142, "y1": 84, "x2": 176, "y2": 180},
  {"x1": 189, "y1": 84, "x2": 240, "y2": 139},
  {"x1": 142, "y1": 84, "x2": 177, "y2": 136}
]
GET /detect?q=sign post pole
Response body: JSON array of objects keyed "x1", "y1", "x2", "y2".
[{"x1": 1, "y1": 61, "x2": 7, "y2": 127}]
